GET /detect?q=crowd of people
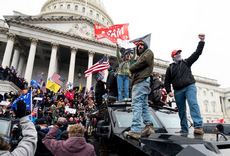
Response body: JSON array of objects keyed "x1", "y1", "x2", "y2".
[
  {"x1": 0, "y1": 65, "x2": 28, "y2": 90},
  {"x1": 0, "y1": 82, "x2": 104, "y2": 155},
  {"x1": 0, "y1": 33, "x2": 206, "y2": 155}
]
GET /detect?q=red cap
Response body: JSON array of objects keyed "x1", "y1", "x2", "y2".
[
  {"x1": 133, "y1": 40, "x2": 145, "y2": 46},
  {"x1": 171, "y1": 50, "x2": 182, "y2": 58}
]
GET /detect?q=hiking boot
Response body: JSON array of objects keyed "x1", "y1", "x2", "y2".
[
  {"x1": 125, "y1": 131, "x2": 141, "y2": 139},
  {"x1": 141, "y1": 124, "x2": 155, "y2": 137},
  {"x1": 194, "y1": 128, "x2": 204, "y2": 135}
]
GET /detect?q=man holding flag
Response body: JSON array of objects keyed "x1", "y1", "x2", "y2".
[
  {"x1": 125, "y1": 35, "x2": 155, "y2": 139},
  {"x1": 116, "y1": 45, "x2": 135, "y2": 101}
]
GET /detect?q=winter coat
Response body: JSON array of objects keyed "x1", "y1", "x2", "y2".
[
  {"x1": 0, "y1": 116, "x2": 37, "y2": 156},
  {"x1": 95, "y1": 80, "x2": 106, "y2": 105},
  {"x1": 116, "y1": 47, "x2": 136, "y2": 76},
  {"x1": 130, "y1": 49, "x2": 154, "y2": 86},
  {"x1": 106, "y1": 70, "x2": 118, "y2": 97},
  {"x1": 164, "y1": 41, "x2": 205, "y2": 92},
  {"x1": 35, "y1": 127, "x2": 52, "y2": 156},
  {"x1": 43, "y1": 126, "x2": 96, "y2": 156}
]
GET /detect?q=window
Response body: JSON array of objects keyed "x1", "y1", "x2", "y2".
[
  {"x1": 96, "y1": 13, "x2": 99, "y2": 19},
  {"x1": 203, "y1": 90, "x2": 206, "y2": 96},
  {"x1": 211, "y1": 102, "x2": 216, "y2": 113},
  {"x1": 60, "y1": 4, "x2": 63, "y2": 8},
  {"x1": 90, "y1": 10, "x2": 93, "y2": 15},
  {"x1": 75, "y1": 5, "x2": 78, "y2": 10},
  {"x1": 203, "y1": 100, "x2": 209, "y2": 113},
  {"x1": 67, "y1": 4, "x2": 71, "y2": 9},
  {"x1": 210, "y1": 92, "x2": 214, "y2": 97},
  {"x1": 102, "y1": 17, "x2": 104, "y2": 22},
  {"x1": 54, "y1": 5, "x2": 57, "y2": 9},
  {"x1": 82, "y1": 7, "x2": 85, "y2": 13}
]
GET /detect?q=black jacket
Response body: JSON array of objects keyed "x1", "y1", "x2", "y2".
[{"x1": 164, "y1": 41, "x2": 205, "y2": 92}]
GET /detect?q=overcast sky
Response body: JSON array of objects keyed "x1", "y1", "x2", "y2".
[{"x1": 0, "y1": 0, "x2": 229, "y2": 88}]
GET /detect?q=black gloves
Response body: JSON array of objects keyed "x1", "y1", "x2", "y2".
[{"x1": 13, "y1": 100, "x2": 27, "y2": 118}]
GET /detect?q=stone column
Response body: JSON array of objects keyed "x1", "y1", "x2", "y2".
[
  {"x1": 17, "y1": 54, "x2": 25, "y2": 76},
  {"x1": 47, "y1": 43, "x2": 58, "y2": 79},
  {"x1": 24, "y1": 38, "x2": 38, "y2": 83},
  {"x1": 86, "y1": 51, "x2": 95, "y2": 90},
  {"x1": 11, "y1": 46, "x2": 20, "y2": 69},
  {"x1": 2, "y1": 33, "x2": 15, "y2": 68},
  {"x1": 54, "y1": 55, "x2": 59, "y2": 73},
  {"x1": 67, "y1": 47, "x2": 77, "y2": 84}
]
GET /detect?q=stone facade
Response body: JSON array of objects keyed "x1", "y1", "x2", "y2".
[
  {"x1": 0, "y1": 0, "x2": 229, "y2": 123},
  {"x1": 0, "y1": 80, "x2": 20, "y2": 95}
]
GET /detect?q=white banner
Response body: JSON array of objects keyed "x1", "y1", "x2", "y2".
[
  {"x1": 65, "y1": 106, "x2": 77, "y2": 114},
  {"x1": 0, "y1": 101, "x2": 10, "y2": 106}
]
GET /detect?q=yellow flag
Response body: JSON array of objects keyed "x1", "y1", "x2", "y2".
[
  {"x1": 78, "y1": 83, "x2": 82, "y2": 93},
  {"x1": 46, "y1": 80, "x2": 61, "y2": 93}
]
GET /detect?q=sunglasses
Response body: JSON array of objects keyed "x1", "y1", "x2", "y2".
[{"x1": 134, "y1": 41, "x2": 144, "y2": 46}]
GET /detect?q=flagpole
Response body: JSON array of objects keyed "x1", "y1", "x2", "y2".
[{"x1": 30, "y1": 89, "x2": 32, "y2": 115}]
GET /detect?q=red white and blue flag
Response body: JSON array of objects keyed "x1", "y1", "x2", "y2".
[
  {"x1": 51, "y1": 73, "x2": 65, "y2": 86},
  {"x1": 84, "y1": 56, "x2": 110, "y2": 77}
]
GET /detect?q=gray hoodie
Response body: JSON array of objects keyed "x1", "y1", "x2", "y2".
[{"x1": 0, "y1": 116, "x2": 37, "y2": 156}]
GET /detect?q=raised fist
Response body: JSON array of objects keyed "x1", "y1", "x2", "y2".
[{"x1": 198, "y1": 33, "x2": 205, "y2": 41}]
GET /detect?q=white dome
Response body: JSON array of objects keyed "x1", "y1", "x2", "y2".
[{"x1": 40, "y1": 0, "x2": 113, "y2": 26}]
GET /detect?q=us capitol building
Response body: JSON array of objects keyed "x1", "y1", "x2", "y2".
[{"x1": 0, "y1": 0, "x2": 230, "y2": 123}]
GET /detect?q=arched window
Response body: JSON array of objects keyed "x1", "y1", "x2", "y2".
[
  {"x1": 60, "y1": 4, "x2": 63, "y2": 8},
  {"x1": 75, "y1": 5, "x2": 78, "y2": 10},
  {"x1": 211, "y1": 101, "x2": 216, "y2": 113},
  {"x1": 67, "y1": 4, "x2": 71, "y2": 9},
  {"x1": 54, "y1": 5, "x2": 57, "y2": 9},
  {"x1": 203, "y1": 90, "x2": 206, "y2": 96},
  {"x1": 90, "y1": 10, "x2": 93, "y2": 15},
  {"x1": 210, "y1": 92, "x2": 214, "y2": 97},
  {"x1": 82, "y1": 7, "x2": 85, "y2": 13},
  {"x1": 203, "y1": 100, "x2": 209, "y2": 113},
  {"x1": 96, "y1": 13, "x2": 99, "y2": 19}
]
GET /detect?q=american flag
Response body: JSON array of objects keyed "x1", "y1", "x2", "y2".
[
  {"x1": 84, "y1": 56, "x2": 110, "y2": 77},
  {"x1": 51, "y1": 73, "x2": 64, "y2": 85}
]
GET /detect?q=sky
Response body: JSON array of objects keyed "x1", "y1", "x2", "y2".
[{"x1": 0, "y1": 0, "x2": 229, "y2": 88}]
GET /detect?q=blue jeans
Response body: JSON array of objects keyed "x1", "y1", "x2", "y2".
[
  {"x1": 117, "y1": 74, "x2": 129, "y2": 101},
  {"x1": 174, "y1": 83, "x2": 203, "y2": 132},
  {"x1": 131, "y1": 77, "x2": 154, "y2": 133}
]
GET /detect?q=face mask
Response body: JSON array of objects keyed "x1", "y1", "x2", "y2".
[
  {"x1": 137, "y1": 44, "x2": 144, "y2": 55},
  {"x1": 173, "y1": 54, "x2": 182, "y2": 62}
]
